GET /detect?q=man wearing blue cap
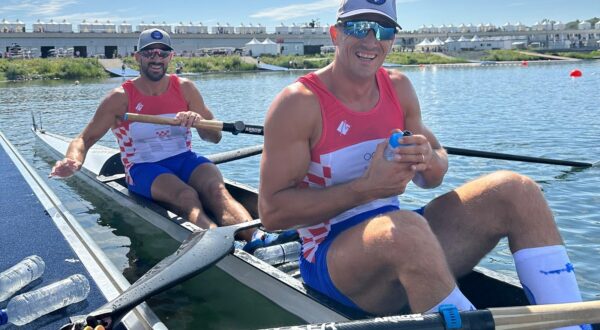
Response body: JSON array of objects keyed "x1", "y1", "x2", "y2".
[
  {"x1": 259, "y1": 0, "x2": 588, "y2": 326},
  {"x1": 50, "y1": 28, "x2": 256, "y2": 241}
]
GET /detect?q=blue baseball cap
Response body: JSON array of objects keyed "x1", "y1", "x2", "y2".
[{"x1": 337, "y1": 0, "x2": 402, "y2": 30}]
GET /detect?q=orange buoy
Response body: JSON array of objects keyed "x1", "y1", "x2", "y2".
[
  {"x1": 570, "y1": 69, "x2": 582, "y2": 78},
  {"x1": 521, "y1": 60, "x2": 528, "y2": 66}
]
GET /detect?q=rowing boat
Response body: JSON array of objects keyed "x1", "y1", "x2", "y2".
[{"x1": 32, "y1": 124, "x2": 542, "y2": 325}]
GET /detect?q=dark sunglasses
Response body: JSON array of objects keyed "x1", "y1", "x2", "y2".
[
  {"x1": 341, "y1": 20, "x2": 397, "y2": 41},
  {"x1": 139, "y1": 49, "x2": 172, "y2": 59}
]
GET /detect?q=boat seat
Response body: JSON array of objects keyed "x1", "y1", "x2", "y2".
[
  {"x1": 97, "y1": 173, "x2": 126, "y2": 183},
  {"x1": 97, "y1": 152, "x2": 125, "y2": 183}
]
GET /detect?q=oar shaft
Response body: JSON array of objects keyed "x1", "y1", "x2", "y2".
[
  {"x1": 122, "y1": 114, "x2": 592, "y2": 166},
  {"x1": 445, "y1": 146, "x2": 593, "y2": 168},
  {"x1": 278, "y1": 300, "x2": 600, "y2": 330},
  {"x1": 490, "y1": 300, "x2": 600, "y2": 329},
  {"x1": 123, "y1": 112, "x2": 224, "y2": 130}
]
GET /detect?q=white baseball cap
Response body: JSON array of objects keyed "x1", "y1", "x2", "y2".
[{"x1": 337, "y1": 0, "x2": 402, "y2": 30}]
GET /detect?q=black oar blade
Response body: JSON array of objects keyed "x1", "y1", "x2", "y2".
[
  {"x1": 445, "y1": 146, "x2": 593, "y2": 168},
  {"x1": 65, "y1": 220, "x2": 261, "y2": 330}
]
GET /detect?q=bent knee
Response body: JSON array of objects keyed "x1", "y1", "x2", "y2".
[
  {"x1": 202, "y1": 179, "x2": 231, "y2": 200},
  {"x1": 367, "y1": 211, "x2": 435, "y2": 251},
  {"x1": 487, "y1": 170, "x2": 542, "y2": 200},
  {"x1": 174, "y1": 186, "x2": 201, "y2": 205}
]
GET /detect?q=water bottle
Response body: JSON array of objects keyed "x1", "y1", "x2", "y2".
[
  {"x1": 384, "y1": 130, "x2": 412, "y2": 161},
  {"x1": 0, "y1": 274, "x2": 90, "y2": 326},
  {"x1": 0, "y1": 255, "x2": 45, "y2": 302},
  {"x1": 253, "y1": 242, "x2": 302, "y2": 265}
]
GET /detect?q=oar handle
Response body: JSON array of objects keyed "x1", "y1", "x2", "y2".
[
  {"x1": 123, "y1": 112, "x2": 224, "y2": 130},
  {"x1": 122, "y1": 113, "x2": 264, "y2": 136}
]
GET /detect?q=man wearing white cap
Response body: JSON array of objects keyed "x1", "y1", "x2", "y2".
[
  {"x1": 259, "y1": 1, "x2": 589, "y2": 326},
  {"x1": 50, "y1": 28, "x2": 255, "y2": 241}
]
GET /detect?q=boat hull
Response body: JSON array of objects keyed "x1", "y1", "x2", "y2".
[{"x1": 33, "y1": 127, "x2": 538, "y2": 324}]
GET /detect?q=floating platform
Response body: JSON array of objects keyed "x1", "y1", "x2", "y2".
[
  {"x1": 98, "y1": 59, "x2": 139, "y2": 77},
  {"x1": 257, "y1": 62, "x2": 289, "y2": 71},
  {"x1": 0, "y1": 131, "x2": 164, "y2": 329},
  {"x1": 105, "y1": 67, "x2": 140, "y2": 77}
]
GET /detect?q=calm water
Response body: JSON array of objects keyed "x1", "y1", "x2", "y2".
[{"x1": 1, "y1": 61, "x2": 599, "y2": 329}]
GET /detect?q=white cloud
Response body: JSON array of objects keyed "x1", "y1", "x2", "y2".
[
  {"x1": 250, "y1": 0, "x2": 338, "y2": 21},
  {"x1": 250, "y1": 0, "x2": 422, "y2": 21},
  {"x1": 0, "y1": 0, "x2": 78, "y2": 16}
]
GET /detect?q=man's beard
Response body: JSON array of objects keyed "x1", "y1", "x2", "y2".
[{"x1": 141, "y1": 61, "x2": 167, "y2": 81}]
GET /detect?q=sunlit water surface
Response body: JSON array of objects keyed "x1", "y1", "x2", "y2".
[{"x1": 1, "y1": 61, "x2": 599, "y2": 329}]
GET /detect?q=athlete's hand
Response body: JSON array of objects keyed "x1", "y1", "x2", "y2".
[
  {"x1": 175, "y1": 111, "x2": 203, "y2": 128},
  {"x1": 49, "y1": 158, "x2": 82, "y2": 178},
  {"x1": 358, "y1": 141, "x2": 416, "y2": 198},
  {"x1": 391, "y1": 133, "x2": 433, "y2": 172}
]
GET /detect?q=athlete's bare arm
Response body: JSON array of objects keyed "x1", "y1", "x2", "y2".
[
  {"x1": 180, "y1": 78, "x2": 221, "y2": 143},
  {"x1": 50, "y1": 88, "x2": 128, "y2": 177},
  {"x1": 259, "y1": 82, "x2": 415, "y2": 231},
  {"x1": 388, "y1": 69, "x2": 448, "y2": 188}
]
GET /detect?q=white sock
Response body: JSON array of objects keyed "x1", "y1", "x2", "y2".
[
  {"x1": 514, "y1": 245, "x2": 590, "y2": 330},
  {"x1": 425, "y1": 285, "x2": 475, "y2": 314}
]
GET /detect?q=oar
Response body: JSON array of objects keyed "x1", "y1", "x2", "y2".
[
  {"x1": 120, "y1": 114, "x2": 595, "y2": 168},
  {"x1": 122, "y1": 112, "x2": 264, "y2": 136},
  {"x1": 273, "y1": 300, "x2": 600, "y2": 330},
  {"x1": 61, "y1": 220, "x2": 261, "y2": 330},
  {"x1": 445, "y1": 146, "x2": 594, "y2": 168},
  {"x1": 208, "y1": 144, "x2": 264, "y2": 164},
  {"x1": 205, "y1": 143, "x2": 593, "y2": 169}
]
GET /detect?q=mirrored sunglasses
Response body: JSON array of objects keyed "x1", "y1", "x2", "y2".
[
  {"x1": 139, "y1": 49, "x2": 172, "y2": 59},
  {"x1": 342, "y1": 21, "x2": 397, "y2": 41}
]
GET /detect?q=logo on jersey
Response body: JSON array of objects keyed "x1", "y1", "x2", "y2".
[
  {"x1": 135, "y1": 102, "x2": 144, "y2": 112},
  {"x1": 337, "y1": 120, "x2": 351, "y2": 135}
]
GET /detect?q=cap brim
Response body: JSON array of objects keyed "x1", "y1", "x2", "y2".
[
  {"x1": 338, "y1": 9, "x2": 402, "y2": 30},
  {"x1": 139, "y1": 42, "x2": 173, "y2": 51}
]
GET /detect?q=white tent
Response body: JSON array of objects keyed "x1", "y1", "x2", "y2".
[
  {"x1": 245, "y1": 38, "x2": 262, "y2": 56},
  {"x1": 416, "y1": 38, "x2": 431, "y2": 46},
  {"x1": 415, "y1": 38, "x2": 432, "y2": 51},
  {"x1": 245, "y1": 38, "x2": 280, "y2": 56},
  {"x1": 430, "y1": 37, "x2": 445, "y2": 46},
  {"x1": 260, "y1": 38, "x2": 279, "y2": 55}
]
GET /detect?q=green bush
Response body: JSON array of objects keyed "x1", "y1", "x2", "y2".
[
  {"x1": 4, "y1": 62, "x2": 30, "y2": 80},
  {"x1": 0, "y1": 58, "x2": 107, "y2": 80}
]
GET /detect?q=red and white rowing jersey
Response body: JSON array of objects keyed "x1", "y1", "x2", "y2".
[
  {"x1": 112, "y1": 74, "x2": 190, "y2": 184},
  {"x1": 297, "y1": 68, "x2": 405, "y2": 262}
]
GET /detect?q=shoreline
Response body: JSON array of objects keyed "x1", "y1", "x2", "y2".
[{"x1": 2, "y1": 55, "x2": 597, "y2": 83}]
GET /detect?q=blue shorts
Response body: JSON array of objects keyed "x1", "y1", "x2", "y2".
[
  {"x1": 300, "y1": 205, "x2": 425, "y2": 311},
  {"x1": 127, "y1": 151, "x2": 211, "y2": 199}
]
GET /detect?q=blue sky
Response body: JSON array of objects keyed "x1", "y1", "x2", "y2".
[{"x1": 0, "y1": 0, "x2": 598, "y2": 31}]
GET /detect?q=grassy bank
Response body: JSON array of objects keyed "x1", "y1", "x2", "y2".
[
  {"x1": 0, "y1": 58, "x2": 108, "y2": 81},
  {"x1": 554, "y1": 50, "x2": 600, "y2": 59},
  {"x1": 123, "y1": 55, "x2": 256, "y2": 73},
  {"x1": 480, "y1": 50, "x2": 548, "y2": 61},
  {"x1": 2, "y1": 49, "x2": 596, "y2": 81},
  {"x1": 386, "y1": 52, "x2": 465, "y2": 64}
]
